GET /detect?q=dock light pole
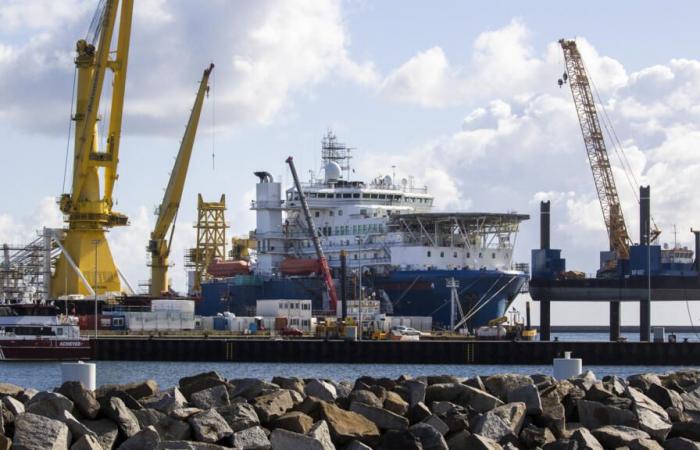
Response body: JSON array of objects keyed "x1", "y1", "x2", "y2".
[
  {"x1": 92, "y1": 239, "x2": 100, "y2": 339},
  {"x1": 355, "y1": 235, "x2": 363, "y2": 340}
]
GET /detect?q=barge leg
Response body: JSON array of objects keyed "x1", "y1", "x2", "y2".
[
  {"x1": 640, "y1": 298, "x2": 651, "y2": 342},
  {"x1": 610, "y1": 301, "x2": 621, "y2": 341},
  {"x1": 540, "y1": 300, "x2": 551, "y2": 341}
]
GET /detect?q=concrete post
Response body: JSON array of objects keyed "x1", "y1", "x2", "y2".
[
  {"x1": 640, "y1": 299, "x2": 651, "y2": 342},
  {"x1": 610, "y1": 301, "x2": 621, "y2": 341},
  {"x1": 540, "y1": 300, "x2": 551, "y2": 341}
]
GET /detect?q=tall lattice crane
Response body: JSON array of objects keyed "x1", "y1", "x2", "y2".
[
  {"x1": 52, "y1": 0, "x2": 133, "y2": 298},
  {"x1": 559, "y1": 39, "x2": 632, "y2": 261},
  {"x1": 149, "y1": 64, "x2": 214, "y2": 296}
]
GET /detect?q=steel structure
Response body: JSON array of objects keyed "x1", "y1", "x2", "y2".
[
  {"x1": 186, "y1": 195, "x2": 228, "y2": 296},
  {"x1": 149, "y1": 64, "x2": 214, "y2": 296},
  {"x1": 559, "y1": 39, "x2": 631, "y2": 260},
  {"x1": 0, "y1": 231, "x2": 54, "y2": 304},
  {"x1": 53, "y1": 0, "x2": 134, "y2": 297}
]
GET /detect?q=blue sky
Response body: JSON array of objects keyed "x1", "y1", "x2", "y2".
[{"x1": 1, "y1": 0, "x2": 699, "y2": 325}]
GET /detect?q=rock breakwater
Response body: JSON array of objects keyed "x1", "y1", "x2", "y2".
[{"x1": 0, "y1": 369, "x2": 699, "y2": 449}]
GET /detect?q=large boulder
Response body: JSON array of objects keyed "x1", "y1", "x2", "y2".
[
  {"x1": 1, "y1": 396, "x2": 24, "y2": 416},
  {"x1": 98, "y1": 380, "x2": 158, "y2": 401},
  {"x1": 472, "y1": 412, "x2": 515, "y2": 443},
  {"x1": 142, "y1": 388, "x2": 188, "y2": 414},
  {"x1": 646, "y1": 384, "x2": 684, "y2": 411},
  {"x1": 349, "y1": 390, "x2": 383, "y2": 409},
  {"x1": 426, "y1": 383, "x2": 503, "y2": 413},
  {"x1": 669, "y1": 421, "x2": 700, "y2": 441},
  {"x1": 105, "y1": 397, "x2": 141, "y2": 438},
  {"x1": 402, "y1": 380, "x2": 427, "y2": 407},
  {"x1": 318, "y1": 401, "x2": 380, "y2": 445},
  {"x1": 384, "y1": 391, "x2": 409, "y2": 416},
  {"x1": 253, "y1": 390, "x2": 294, "y2": 423},
  {"x1": 680, "y1": 384, "x2": 700, "y2": 416},
  {"x1": 484, "y1": 375, "x2": 533, "y2": 401},
  {"x1": 0, "y1": 384, "x2": 23, "y2": 397},
  {"x1": 507, "y1": 383, "x2": 542, "y2": 415},
  {"x1": 409, "y1": 422, "x2": 449, "y2": 450},
  {"x1": 134, "y1": 408, "x2": 191, "y2": 440},
  {"x1": 13, "y1": 412, "x2": 71, "y2": 450},
  {"x1": 271, "y1": 377, "x2": 305, "y2": 395},
  {"x1": 179, "y1": 372, "x2": 226, "y2": 400},
  {"x1": 305, "y1": 380, "x2": 337, "y2": 402},
  {"x1": 188, "y1": 409, "x2": 233, "y2": 444},
  {"x1": 491, "y1": 402, "x2": 527, "y2": 435},
  {"x1": 627, "y1": 387, "x2": 672, "y2": 440},
  {"x1": 117, "y1": 425, "x2": 161, "y2": 450},
  {"x1": 57, "y1": 382, "x2": 100, "y2": 419},
  {"x1": 70, "y1": 434, "x2": 103, "y2": 450},
  {"x1": 216, "y1": 403, "x2": 260, "y2": 432},
  {"x1": 191, "y1": 385, "x2": 230, "y2": 410},
  {"x1": 421, "y1": 415, "x2": 449, "y2": 436},
  {"x1": 663, "y1": 437, "x2": 700, "y2": 450},
  {"x1": 229, "y1": 379, "x2": 278, "y2": 401},
  {"x1": 271, "y1": 411, "x2": 314, "y2": 434},
  {"x1": 570, "y1": 428, "x2": 603, "y2": 450},
  {"x1": 591, "y1": 425, "x2": 650, "y2": 448},
  {"x1": 519, "y1": 424, "x2": 556, "y2": 448},
  {"x1": 536, "y1": 393, "x2": 566, "y2": 436},
  {"x1": 81, "y1": 418, "x2": 119, "y2": 450},
  {"x1": 628, "y1": 374, "x2": 663, "y2": 394},
  {"x1": 230, "y1": 425, "x2": 270, "y2": 450},
  {"x1": 26, "y1": 392, "x2": 74, "y2": 419},
  {"x1": 577, "y1": 399, "x2": 636, "y2": 429},
  {"x1": 349, "y1": 401, "x2": 409, "y2": 431},
  {"x1": 464, "y1": 433, "x2": 504, "y2": 450}
]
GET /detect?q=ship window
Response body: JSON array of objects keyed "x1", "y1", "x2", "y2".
[
  {"x1": 329, "y1": 211, "x2": 334, "y2": 216},
  {"x1": 454, "y1": 252, "x2": 458, "y2": 258},
  {"x1": 315, "y1": 211, "x2": 320, "y2": 218},
  {"x1": 318, "y1": 193, "x2": 326, "y2": 198},
  {"x1": 56, "y1": 327, "x2": 63, "y2": 335},
  {"x1": 354, "y1": 254, "x2": 357, "y2": 259},
  {"x1": 353, "y1": 193, "x2": 360, "y2": 198},
  {"x1": 343, "y1": 193, "x2": 351, "y2": 198},
  {"x1": 338, "y1": 210, "x2": 343, "y2": 216},
  {"x1": 309, "y1": 193, "x2": 317, "y2": 198},
  {"x1": 378, "y1": 194, "x2": 386, "y2": 199},
  {"x1": 467, "y1": 252, "x2": 470, "y2": 258},
  {"x1": 440, "y1": 252, "x2": 444, "y2": 258},
  {"x1": 362, "y1": 194, "x2": 370, "y2": 199},
  {"x1": 492, "y1": 253, "x2": 496, "y2": 259},
  {"x1": 427, "y1": 251, "x2": 431, "y2": 257},
  {"x1": 478, "y1": 252, "x2": 483, "y2": 258}
]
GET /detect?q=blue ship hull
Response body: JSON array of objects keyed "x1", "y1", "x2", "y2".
[{"x1": 199, "y1": 269, "x2": 526, "y2": 330}]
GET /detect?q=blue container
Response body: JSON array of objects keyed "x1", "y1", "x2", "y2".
[
  {"x1": 213, "y1": 317, "x2": 227, "y2": 331},
  {"x1": 248, "y1": 322, "x2": 258, "y2": 333}
]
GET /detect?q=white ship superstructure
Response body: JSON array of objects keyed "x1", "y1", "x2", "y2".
[{"x1": 252, "y1": 132, "x2": 525, "y2": 277}]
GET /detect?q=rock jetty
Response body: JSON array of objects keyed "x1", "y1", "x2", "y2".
[{"x1": 0, "y1": 369, "x2": 699, "y2": 449}]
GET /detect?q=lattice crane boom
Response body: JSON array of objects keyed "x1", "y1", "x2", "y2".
[{"x1": 559, "y1": 39, "x2": 631, "y2": 260}]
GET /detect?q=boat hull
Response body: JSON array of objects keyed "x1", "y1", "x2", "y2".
[{"x1": 0, "y1": 339, "x2": 91, "y2": 361}]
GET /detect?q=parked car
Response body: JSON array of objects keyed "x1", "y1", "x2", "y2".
[
  {"x1": 391, "y1": 325, "x2": 421, "y2": 336},
  {"x1": 279, "y1": 327, "x2": 303, "y2": 336}
]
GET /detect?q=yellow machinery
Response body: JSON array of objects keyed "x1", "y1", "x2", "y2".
[
  {"x1": 186, "y1": 195, "x2": 228, "y2": 295},
  {"x1": 149, "y1": 64, "x2": 215, "y2": 296},
  {"x1": 230, "y1": 237, "x2": 255, "y2": 261},
  {"x1": 52, "y1": 0, "x2": 133, "y2": 298}
]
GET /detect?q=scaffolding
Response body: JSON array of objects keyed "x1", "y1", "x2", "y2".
[
  {"x1": 186, "y1": 194, "x2": 228, "y2": 296},
  {"x1": 1, "y1": 228, "x2": 57, "y2": 304}
]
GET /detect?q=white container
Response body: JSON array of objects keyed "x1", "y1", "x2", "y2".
[
  {"x1": 61, "y1": 361, "x2": 96, "y2": 391},
  {"x1": 553, "y1": 351, "x2": 582, "y2": 380},
  {"x1": 653, "y1": 327, "x2": 665, "y2": 343},
  {"x1": 151, "y1": 299, "x2": 195, "y2": 313}
]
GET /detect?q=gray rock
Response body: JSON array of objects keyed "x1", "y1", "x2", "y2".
[
  {"x1": 507, "y1": 383, "x2": 542, "y2": 415},
  {"x1": 520, "y1": 424, "x2": 556, "y2": 448},
  {"x1": 13, "y1": 412, "x2": 71, "y2": 450},
  {"x1": 647, "y1": 384, "x2": 684, "y2": 410},
  {"x1": 70, "y1": 434, "x2": 103, "y2": 450},
  {"x1": 346, "y1": 440, "x2": 371, "y2": 450},
  {"x1": 271, "y1": 429, "x2": 325, "y2": 450},
  {"x1": 216, "y1": 402, "x2": 260, "y2": 432},
  {"x1": 410, "y1": 422, "x2": 449, "y2": 450},
  {"x1": 117, "y1": 425, "x2": 161, "y2": 450},
  {"x1": 58, "y1": 382, "x2": 101, "y2": 420},
  {"x1": 0, "y1": 434, "x2": 10, "y2": 450},
  {"x1": 271, "y1": 411, "x2": 313, "y2": 434},
  {"x1": 591, "y1": 425, "x2": 650, "y2": 448},
  {"x1": 253, "y1": 390, "x2": 294, "y2": 423},
  {"x1": 421, "y1": 415, "x2": 449, "y2": 435},
  {"x1": 538, "y1": 393, "x2": 566, "y2": 436},
  {"x1": 318, "y1": 401, "x2": 380, "y2": 445},
  {"x1": 271, "y1": 377, "x2": 305, "y2": 395},
  {"x1": 331, "y1": 381, "x2": 352, "y2": 399},
  {"x1": 570, "y1": 427, "x2": 603, "y2": 450},
  {"x1": 663, "y1": 437, "x2": 700, "y2": 450},
  {"x1": 627, "y1": 387, "x2": 672, "y2": 440},
  {"x1": 572, "y1": 370, "x2": 598, "y2": 391},
  {"x1": 0, "y1": 383, "x2": 23, "y2": 397},
  {"x1": 428, "y1": 376, "x2": 462, "y2": 385},
  {"x1": 669, "y1": 421, "x2": 700, "y2": 441},
  {"x1": 1, "y1": 396, "x2": 24, "y2": 415},
  {"x1": 142, "y1": 388, "x2": 188, "y2": 414},
  {"x1": 472, "y1": 412, "x2": 514, "y2": 442},
  {"x1": 179, "y1": 372, "x2": 225, "y2": 399},
  {"x1": 99, "y1": 380, "x2": 159, "y2": 401},
  {"x1": 403, "y1": 380, "x2": 427, "y2": 407},
  {"x1": 134, "y1": 408, "x2": 191, "y2": 440},
  {"x1": 577, "y1": 399, "x2": 636, "y2": 429},
  {"x1": 350, "y1": 400, "x2": 409, "y2": 431},
  {"x1": 384, "y1": 391, "x2": 409, "y2": 416},
  {"x1": 445, "y1": 429, "x2": 471, "y2": 450},
  {"x1": 191, "y1": 385, "x2": 230, "y2": 409},
  {"x1": 106, "y1": 397, "x2": 141, "y2": 438},
  {"x1": 26, "y1": 392, "x2": 74, "y2": 418},
  {"x1": 231, "y1": 425, "x2": 270, "y2": 450},
  {"x1": 158, "y1": 441, "x2": 228, "y2": 450},
  {"x1": 603, "y1": 376, "x2": 627, "y2": 396},
  {"x1": 430, "y1": 401, "x2": 457, "y2": 415},
  {"x1": 426, "y1": 383, "x2": 503, "y2": 413},
  {"x1": 188, "y1": 409, "x2": 233, "y2": 444},
  {"x1": 542, "y1": 439, "x2": 578, "y2": 450},
  {"x1": 229, "y1": 379, "x2": 278, "y2": 400},
  {"x1": 628, "y1": 438, "x2": 665, "y2": 450},
  {"x1": 305, "y1": 380, "x2": 337, "y2": 402},
  {"x1": 491, "y1": 402, "x2": 526, "y2": 435},
  {"x1": 484, "y1": 374, "x2": 533, "y2": 401},
  {"x1": 586, "y1": 382, "x2": 614, "y2": 402},
  {"x1": 349, "y1": 390, "x2": 383, "y2": 409},
  {"x1": 56, "y1": 409, "x2": 97, "y2": 441},
  {"x1": 410, "y1": 401, "x2": 432, "y2": 424},
  {"x1": 680, "y1": 384, "x2": 700, "y2": 415},
  {"x1": 307, "y1": 420, "x2": 335, "y2": 450},
  {"x1": 81, "y1": 418, "x2": 119, "y2": 450},
  {"x1": 628, "y1": 374, "x2": 663, "y2": 393},
  {"x1": 464, "y1": 433, "x2": 503, "y2": 450},
  {"x1": 170, "y1": 407, "x2": 203, "y2": 420}
]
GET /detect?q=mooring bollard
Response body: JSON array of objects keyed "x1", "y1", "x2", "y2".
[
  {"x1": 553, "y1": 351, "x2": 582, "y2": 380},
  {"x1": 61, "y1": 361, "x2": 96, "y2": 391}
]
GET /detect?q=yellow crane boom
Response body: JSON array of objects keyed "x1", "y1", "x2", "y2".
[
  {"x1": 559, "y1": 39, "x2": 632, "y2": 261},
  {"x1": 52, "y1": 0, "x2": 133, "y2": 298},
  {"x1": 149, "y1": 64, "x2": 215, "y2": 296}
]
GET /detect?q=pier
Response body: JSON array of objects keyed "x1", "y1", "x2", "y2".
[{"x1": 91, "y1": 337, "x2": 700, "y2": 365}]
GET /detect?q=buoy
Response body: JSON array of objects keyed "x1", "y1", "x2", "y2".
[
  {"x1": 61, "y1": 361, "x2": 96, "y2": 391},
  {"x1": 553, "y1": 351, "x2": 582, "y2": 380}
]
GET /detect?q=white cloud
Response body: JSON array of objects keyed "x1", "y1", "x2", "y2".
[
  {"x1": 0, "y1": 197, "x2": 62, "y2": 244},
  {"x1": 0, "y1": 0, "x2": 378, "y2": 135}
]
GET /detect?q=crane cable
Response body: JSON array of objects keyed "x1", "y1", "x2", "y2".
[
  {"x1": 211, "y1": 68, "x2": 216, "y2": 171},
  {"x1": 62, "y1": 68, "x2": 78, "y2": 195}
]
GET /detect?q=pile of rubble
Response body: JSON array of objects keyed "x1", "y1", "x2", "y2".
[{"x1": 0, "y1": 369, "x2": 699, "y2": 449}]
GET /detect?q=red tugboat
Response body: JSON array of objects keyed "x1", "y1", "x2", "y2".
[{"x1": 0, "y1": 305, "x2": 90, "y2": 361}]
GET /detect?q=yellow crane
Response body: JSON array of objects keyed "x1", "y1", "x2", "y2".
[
  {"x1": 52, "y1": 0, "x2": 133, "y2": 298},
  {"x1": 149, "y1": 64, "x2": 215, "y2": 296}
]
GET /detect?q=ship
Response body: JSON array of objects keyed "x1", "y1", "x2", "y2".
[{"x1": 198, "y1": 132, "x2": 529, "y2": 330}]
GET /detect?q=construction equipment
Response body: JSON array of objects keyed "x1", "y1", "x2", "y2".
[
  {"x1": 52, "y1": 0, "x2": 133, "y2": 298},
  {"x1": 559, "y1": 39, "x2": 632, "y2": 262},
  {"x1": 186, "y1": 195, "x2": 228, "y2": 296},
  {"x1": 148, "y1": 64, "x2": 214, "y2": 296},
  {"x1": 285, "y1": 156, "x2": 339, "y2": 314}
]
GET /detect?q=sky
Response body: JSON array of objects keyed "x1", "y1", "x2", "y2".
[{"x1": 1, "y1": 0, "x2": 700, "y2": 325}]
